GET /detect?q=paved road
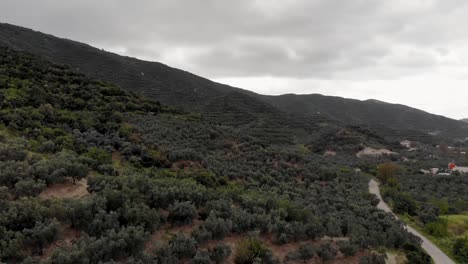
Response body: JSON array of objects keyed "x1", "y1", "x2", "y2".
[{"x1": 368, "y1": 179, "x2": 455, "y2": 264}]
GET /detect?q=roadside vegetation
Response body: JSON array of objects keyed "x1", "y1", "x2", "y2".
[{"x1": 378, "y1": 162, "x2": 468, "y2": 263}]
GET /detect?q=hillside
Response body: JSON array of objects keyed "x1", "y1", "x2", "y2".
[
  {"x1": 1, "y1": 22, "x2": 467, "y2": 141},
  {"x1": 0, "y1": 46, "x2": 425, "y2": 263},
  {"x1": 261, "y1": 94, "x2": 468, "y2": 140},
  {"x1": 0, "y1": 23, "x2": 338, "y2": 144},
  {"x1": 0, "y1": 23, "x2": 227, "y2": 111},
  {"x1": 461, "y1": 118, "x2": 468, "y2": 123}
]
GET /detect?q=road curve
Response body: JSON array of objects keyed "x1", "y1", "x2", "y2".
[{"x1": 368, "y1": 179, "x2": 455, "y2": 264}]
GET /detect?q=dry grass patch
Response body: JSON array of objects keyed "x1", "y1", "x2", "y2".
[
  {"x1": 144, "y1": 220, "x2": 203, "y2": 253},
  {"x1": 39, "y1": 178, "x2": 89, "y2": 200}
]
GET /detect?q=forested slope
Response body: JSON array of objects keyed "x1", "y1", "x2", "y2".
[
  {"x1": 262, "y1": 94, "x2": 468, "y2": 140},
  {"x1": 0, "y1": 47, "x2": 425, "y2": 263},
  {"x1": 2, "y1": 22, "x2": 467, "y2": 141}
]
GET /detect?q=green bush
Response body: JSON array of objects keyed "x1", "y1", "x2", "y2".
[
  {"x1": 85, "y1": 147, "x2": 112, "y2": 166},
  {"x1": 424, "y1": 219, "x2": 448, "y2": 238},
  {"x1": 402, "y1": 243, "x2": 431, "y2": 264},
  {"x1": 453, "y1": 237, "x2": 468, "y2": 263},
  {"x1": 234, "y1": 237, "x2": 268, "y2": 264}
]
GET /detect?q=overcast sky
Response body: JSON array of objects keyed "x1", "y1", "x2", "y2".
[{"x1": 1, "y1": 0, "x2": 468, "y2": 119}]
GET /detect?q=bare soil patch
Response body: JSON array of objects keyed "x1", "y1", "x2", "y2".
[
  {"x1": 357, "y1": 147, "x2": 397, "y2": 158},
  {"x1": 324, "y1": 150, "x2": 337, "y2": 157},
  {"x1": 172, "y1": 160, "x2": 202, "y2": 170},
  {"x1": 39, "y1": 178, "x2": 89, "y2": 200},
  {"x1": 41, "y1": 224, "x2": 81, "y2": 259},
  {"x1": 144, "y1": 220, "x2": 203, "y2": 253}
]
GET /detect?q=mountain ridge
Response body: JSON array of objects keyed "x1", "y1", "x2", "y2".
[
  {"x1": 261, "y1": 93, "x2": 468, "y2": 138},
  {"x1": 1, "y1": 22, "x2": 467, "y2": 140}
]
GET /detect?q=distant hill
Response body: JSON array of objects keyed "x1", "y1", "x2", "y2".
[
  {"x1": 1, "y1": 22, "x2": 468, "y2": 140},
  {"x1": 261, "y1": 94, "x2": 468, "y2": 139},
  {"x1": 461, "y1": 118, "x2": 468, "y2": 123}
]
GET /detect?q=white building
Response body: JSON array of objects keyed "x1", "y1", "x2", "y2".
[
  {"x1": 453, "y1": 167, "x2": 468, "y2": 174},
  {"x1": 421, "y1": 168, "x2": 440, "y2": 175},
  {"x1": 400, "y1": 140, "x2": 412, "y2": 149},
  {"x1": 438, "y1": 173, "x2": 452, "y2": 176}
]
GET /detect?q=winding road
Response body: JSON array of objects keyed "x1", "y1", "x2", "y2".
[{"x1": 368, "y1": 179, "x2": 455, "y2": 264}]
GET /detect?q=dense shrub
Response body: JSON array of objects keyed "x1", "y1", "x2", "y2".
[
  {"x1": 285, "y1": 242, "x2": 315, "y2": 263},
  {"x1": 359, "y1": 253, "x2": 386, "y2": 264},
  {"x1": 424, "y1": 219, "x2": 448, "y2": 238},
  {"x1": 402, "y1": 243, "x2": 431, "y2": 264},
  {"x1": 382, "y1": 187, "x2": 417, "y2": 216},
  {"x1": 168, "y1": 201, "x2": 198, "y2": 226},
  {"x1": 337, "y1": 240, "x2": 358, "y2": 257},
  {"x1": 234, "y1": 237, "x2": 268, "y2": 264},
  {"x1": 210, "y1": 244, "x2": 232, "y2": 264},
  {"x1": 453, "y1": 237, "x2": 468, "y2": 263},
  {"x1": 192, "y1": 250, "x2": 211, "y2": 264},
  {"x1": 317, "y1": 242, "x2": 337, "y2": 261}
]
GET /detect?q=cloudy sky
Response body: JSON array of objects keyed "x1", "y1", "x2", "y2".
[{"x1": 1, "y1": 0, "x2": 468, "y2": 119}]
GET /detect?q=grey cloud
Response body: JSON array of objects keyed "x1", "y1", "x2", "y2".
[{"x1": 1, "y1": 0, "x2": 468, "y2": 79}]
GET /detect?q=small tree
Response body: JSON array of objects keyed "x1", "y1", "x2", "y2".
[
  {"x1": 439, "y1": 143, "x2": 449, "y2": 155},
  {"x1": 24, "y1": 219, "x2": 59, "y2": 255},
  {"x1": 317, "y1": 242, "x2": 337, "y2": 262},
  {"x1": 210, "y1": 244, "x2": 232, "y2": 264},
  {"x1": 85, "y1": 147, "x2": 112, "y2": 166},
  {"x1": 297, "y1": 243, "x2": 315, "y2": 263},
  {"x1": 453, "y1": 237, "x2": 468, "y2": 263},
  {"x1": 203, "y1": 212, "x2": 232, "y2": 239},
  {"x1": 337, "y1": 240, "x2": 358, "y2": 257},
  {"x1": 360, "y1": 253, "x2": 386, "y2": 264},
  {"x1": 14, "y1": 179, "x2": 46, "y2": 197},
  {"x1": 168, "y1": 234, "x2": 197, "y2": 259},
  {"x1": 425, "y1": 219, "x2": 448, "y2": 238},
  {"x1": 402, "y1": 243, "x2": 431, "y2": 264},
  {"x1": 234, "y1": 237, "x2": 268, "y2": 264},
  {"x1": 377, "y1": 163, "x2": 398, "y2": 184},
  {"x1": 192, "y1": 250, "x2": 211, "y2": 264},
  {"x1": 66, "y1": 163, "x2": 88, "y2": 184},
  {"x1": 168, "y1": 201, "x2": 198, "y2": 226}
]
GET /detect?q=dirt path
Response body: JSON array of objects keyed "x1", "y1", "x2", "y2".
[
  {"x1": 369, "y1": 179, "x2": 455, "y2": 264},
  {"x1": 386, "y1": 253, "x2": 397, "y2": 264}
]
